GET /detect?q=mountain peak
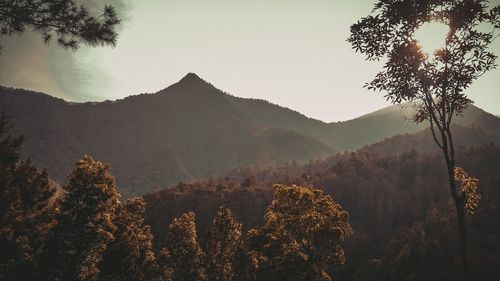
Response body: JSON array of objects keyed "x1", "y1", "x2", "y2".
[
  {"x1": 178, "y1": 72, "x2": 205, "y2": 84},
  {"x1": 169, "y1": 72, "x2": 220, "y2": 95}
]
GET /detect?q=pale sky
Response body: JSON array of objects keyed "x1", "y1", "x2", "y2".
[{"x1": 1, "y1": 0, "x2": 499, "y2": 121}]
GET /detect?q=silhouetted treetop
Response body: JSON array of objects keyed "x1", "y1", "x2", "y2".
[
  {"x1": 348, "y1": 0, "x2": 499, "y2": 106},
  {"x1": 0, "y1": 113, "x2": 56, "y2": 281},
  {"x1": 0, "y1": 0, "x2": 120, "y2": 51}
]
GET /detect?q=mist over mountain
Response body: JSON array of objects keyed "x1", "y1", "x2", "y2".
[
  {"x1": 225, "y1": 89, "x2": 500, "y2": 151},
  {"x1": 359, "y1": 125, "x2": 500, "y2": 156},
  {"x1": 1, "y1": 73, "x2": 498, "y2": 196}
]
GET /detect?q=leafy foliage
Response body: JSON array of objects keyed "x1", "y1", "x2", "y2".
[
  {"x1": 0, "y1": 113, "x2": 56, "y2": 281},
  {"x1": 206, "y1": 206, "x2": 243, "y2": 281},
  {"x1": 248, "y1": 184, "x2": 352, "y2": 281},
  {"x1": 348, "y1": 0, "x2": 500, "y2": 152},
  {"x1": 454, "y1": 167, "x2": 480, "y2": 215},
  {"x1": 0, "y1": 0, "x2": 120, "y2": 51},
  {"x1": 145, "y1": 142, "x2": 500, "y2": 281},
  {"x1": 161, "y1": 212, "x2": 208, "y2": 281},
  {"x1": 39, "y1": 156, "x2": 120, "y2": 281},
  {"x1": 98, "y1": 197, "x2": 158, "y2": 281}
]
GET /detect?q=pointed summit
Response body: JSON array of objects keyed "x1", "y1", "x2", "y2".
[
  {"x1": 178, "y1": 72, "x2": 205, "y2": 85},
  {"x1": 171, "y1": 72, "x2": 218, "y2": 94},
  {"x1": 156, "y1": 72, "x2": 217, "y2": 96}
]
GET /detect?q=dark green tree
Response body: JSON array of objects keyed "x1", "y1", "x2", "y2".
[
  {"x1": 348, "y1": 1, "x2": 500, "y2": 279},
  {"x1": 0, "y1": 113, "x2": 56, "y2": 281},
  {"x1": 206, "y1": 205, "x2": 242, "y2": 281},
  {"x1": 248, "y1": 184, "x2": 352, "y2": 281},
  {"x1": 39, "y1": 155, "x2": 120, "y2": 281},
  {"x1": 99, "y1": 197, "x2": 157, "y2": 281},
  {"x1": 161, "y1": 212, "x2": 207, "y2": 281},
  {"x1": 0, "y1": 0, "x2": 120, "y2": 51}
]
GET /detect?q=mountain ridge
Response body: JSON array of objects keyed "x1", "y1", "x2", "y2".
[
  {"x1": 1, "y1": 73, "x2": 499, "y2": 196},
  {"x1": 0, "y1": 74, "x2": 335, "y2": 196}
]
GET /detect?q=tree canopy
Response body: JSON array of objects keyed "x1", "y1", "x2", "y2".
[
  {"x1": 248, "y1": 184, "x2": 352, "y2": 281},
  {"x1": 0, "y1": 0, "x2": 120, "y2": 51},
  {"x1": 0, "y1": 113, "x2": 56, "y2": 281},
  {"x1": 98, "y1": 197, "x2": 157, "y2": 281},
  {"x1": 39, "y1": 156, "x2": 120, "y2": 281},
  {"x1": 162, "y1": 212, "x2": 208, "y2": 281},
  {"x1": 348, "y1": 0, "x2": 499, "y2": 119},
  {"x1": 206, "y1": 206, "x2": 243, "y2": 281}
]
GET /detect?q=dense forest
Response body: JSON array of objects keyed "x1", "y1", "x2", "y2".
[
  {"x1": 0, "y1": 114, "x2": 352, "y2": 281},
  {"x1": 2, "y1": 111, "x2": 500, "y2": 280},
  {"x1": 145, "y1": 141, "x2": 500, "y2": 281}
]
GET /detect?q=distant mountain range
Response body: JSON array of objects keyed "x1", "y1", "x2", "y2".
[{"x1": 1, "y1": 73, "x2": 499, "y2": 196}]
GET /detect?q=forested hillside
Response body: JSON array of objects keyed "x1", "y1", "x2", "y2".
[
  {"x1": 360, "y1": 125, "x2": 500, "y2": 156},
  {"x1": 144, "y1": 141, "x2": 500, "y2": 281},
  {"x1": 1, "y1": 95, "x2": 499, "y2": 280},
  {"x1": 0, "y1": 74, "x2": 334, "y2": 196},
  {"x1": 0, "y1": 116, "x2": 352, "y2": 281},
  {"x1": 1, "y1": 73, "x2": 498, "y2": 197}
]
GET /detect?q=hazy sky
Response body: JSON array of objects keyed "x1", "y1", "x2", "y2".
[{"x1": 1, "y1": 0, "x2": 499, "y2": 122}]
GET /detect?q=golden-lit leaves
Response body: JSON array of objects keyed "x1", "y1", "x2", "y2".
[
  {"x1": 67, "y1": 155, "x2": 119, "y2": 201},
  {"x1": 206, "y1": 205, "x2": 242, "y2": 281},
  {"x1": 266, "y1": 184, "x2": 353, "y2": 242},
  {"x1": 454, "y1": 167, "x2": 480, "y2": 215},
  {"x1": 98, "y1": 197, "x2": 157, "y2": 281},
  {"x1": 163, "y1": 212, "x2": 207, "y2": 281},
  {"x1": 248, "y1": 184, "x2": 352, "y2": 280},
  {"x1": 39, "y1": 155, "x2": 121, "y2": 281}
]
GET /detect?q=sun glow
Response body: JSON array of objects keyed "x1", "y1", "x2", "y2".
[{"x1": 415, "y1": 22, "x2": 450, "y2": 56}]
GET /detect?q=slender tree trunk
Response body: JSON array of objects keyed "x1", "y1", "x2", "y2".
[
  {"x1": 456, "y1": 201, "x2": 469, "y2": 281},
  {"x1": 445, "y1": 160, "x2": 469, "y2": 281},
  {"x1": 430, "y1": 103, "x2": 470, "y2": 281}
]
